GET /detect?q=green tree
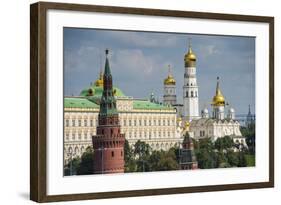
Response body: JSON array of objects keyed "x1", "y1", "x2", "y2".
[
  {"x1": 148, "y1": 150, "x2": 162, "y2": 171},
  {"x1": 64, "y1": 156, "x2": 81, "y2": 176},
  {"x1": 148, "y1": 149, "x2": 179, "y2": 171},
  {"x1": 214, "y1": 136, "x2": 233, "y2": 151},
  {"x1": 77, "y1": 147, "x2": 94, "y2": 175},
  {"x1": 134, "y1": 140, "x2": 152, "y2": 172},
  {"x1": 157, "y1": 149, "x2": 179, "y2": 171},
  {"x1": 226, "y1": 150, "x2": 239, "y2": 167},
  {"x1": 241, "y1": 125, "x2": 255, "y2": 154},
  {"x1": 195, "y1": 138, "x2": 217, "y2": 169},
  {"x1": 238, "y1": 151, "x2": 247, "y2": 167},
  {"x1": 124, "y1": 140, "x2": 137, "y2": 172},
  {"x1": 134, "y1": 140, "x2": 151, "y2": 157}
]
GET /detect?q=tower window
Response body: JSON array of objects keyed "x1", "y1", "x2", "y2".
[
  {"x1": 186, "y1": 91, "x2": 189, "y2": 97},
  {"x1": 191, "y1": 91, "x2": 194, "y2": 97},
  {"x1": 111, "y1": 151, "x2": 114, "y2": 157},
  {"x1": 121, "y1": 151, "x2": 123, "y2": 156}
]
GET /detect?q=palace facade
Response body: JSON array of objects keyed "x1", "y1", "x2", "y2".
[{"x1": 64, "y1": 62, "x2": 181, "y2": 163}]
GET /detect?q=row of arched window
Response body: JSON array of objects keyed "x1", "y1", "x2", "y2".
[
  {"x1": 186, "y1": 91, "x2": 198, "y2": 97},
  {"x1": 65, "y1": 131, "x2": 94, "y2": 141},
  {"x1": 65, "y1": 118, "x2": 97, "y2": 127},
  {"x1": 122, "y1": 118, "x2": 174, "y2": 127},
  {"x1": 126, "y1": 130, "x2": 174, "y2": 139}
]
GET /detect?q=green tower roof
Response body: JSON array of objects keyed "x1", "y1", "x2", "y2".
[{"x1": 64, "y1": 97, "x2": 99, "y2": 108}]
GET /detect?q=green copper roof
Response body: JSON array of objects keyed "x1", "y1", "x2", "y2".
[
  {"x1": 133, "y1": 100, "x2": 173, "y2": 110},
  {"x1": 104, "y1": 55, "x2": 111, "y2": 76},
  {"x1": 65, "y1": 97, "x2": 174, "y2": 111},
  {"x1": 64, "y1": 97, "x2": 99, "y2": 108},
  {"x1": 80, "y1": 85, "x2": 125, "y2": 97}
]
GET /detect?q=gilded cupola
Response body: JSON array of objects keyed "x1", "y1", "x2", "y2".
[
  {"x1": 94, "y1": 71, "x2": 104, "y2": 87},
  {"x1": 184, "y1": 40, "x2": 196, "y2": 67},
  {"x1": 212, "y1": 77, "x2": 225, "y2": 106},
  {"x1": 164, "y1": 65, "x2": 176, "y2": 85}
]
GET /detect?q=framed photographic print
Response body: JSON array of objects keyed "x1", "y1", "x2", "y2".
[{"x1": 30, "y1": 1, "x2": 274, "y2": 202}]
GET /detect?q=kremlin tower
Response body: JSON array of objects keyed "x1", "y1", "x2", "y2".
[
  {"x1": 92, "y1": 49, "x2": 125, "y2": 174},
  {"x1": 179, "y1": 132, "x2": 198, "y2": 170},
  {"x1": 183, "y1": 41, "x2": 200, "y2": 122}
]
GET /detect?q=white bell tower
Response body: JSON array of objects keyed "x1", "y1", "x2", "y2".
[
  {"x1": 163, "y1": 65, "x2": 177, "y2": 106},
  {"x1": 183, "y1": 41, "x2": 200, "y2": 122}
]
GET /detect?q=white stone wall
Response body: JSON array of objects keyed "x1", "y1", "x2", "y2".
[{"x1": 189, "y1": 119, "x2": 245, "y2": 147}]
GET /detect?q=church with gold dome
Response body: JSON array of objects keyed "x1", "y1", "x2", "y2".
[
  {"x1": 188, "y1": 77, "x2": 246, "y2": 147},
  {"x1": 162, "y1": 42, "x2": 246, "y2": 149}
]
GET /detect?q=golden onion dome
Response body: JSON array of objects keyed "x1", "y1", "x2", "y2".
[
  {"x1": 185, "y1": 46, "x2": 196, "y2": 62},
  {"x1": 212, "y1": 77, "x2": 225, "y2": 106},
  {"x1": 164, "y1": 65, "x2": 176, "y2": 85},
  {"x1": 164, "y1": 74, "x2": 176, "y2": 85},
  {"x1": 212, "y1": 93, "x2": 225, "y2": 106},
  {"x1": 94, "y1": 71, "x2": 104, "y2": 87},
  {"x1": 185, "y1": 121, "x2": 190, "y2": 128}
]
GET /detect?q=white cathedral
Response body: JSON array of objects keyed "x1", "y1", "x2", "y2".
[{"x1": 163, "y1": 42, "x2": 247, "y2": 147}]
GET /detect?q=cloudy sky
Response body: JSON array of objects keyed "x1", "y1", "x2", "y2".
[{"x1": 64, "y1": 28, "x2": 255, "y2": 115}]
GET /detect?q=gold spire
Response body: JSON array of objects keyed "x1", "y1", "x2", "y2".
[
  {"x1": 94, "y1": 70, "x2": 104, "y2": 87},
  {"x1": 184, "y1": 38, "x2": 196, "y2": 65},
  {"x1": 212, "y1": 77, "x2": 225, "y2": 106},
  {"x1": 164, "y1": 64, "x2": 176, "y2": 85}
]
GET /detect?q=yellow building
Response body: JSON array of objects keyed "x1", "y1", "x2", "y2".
[{"x1": 64, "y1": 72, "x2": 182, "y2": 163}]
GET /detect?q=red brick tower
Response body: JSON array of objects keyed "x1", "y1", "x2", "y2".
[
  {"x1": 92, "y1": 49, "x2": 125, "y2": 174},
  {"x1": 179, "y1": 133, "x2": 198, "y2": 170}
]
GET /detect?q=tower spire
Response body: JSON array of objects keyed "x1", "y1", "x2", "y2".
[
  {"x1": 216, "y1": 76, "x2": 220, "y2": 95},
  {"x1": 212, "y1": 76, "x2": 225, "y2": 106},
  {"x1": 188, "y1": 37, "x2": 192, "y2": 51},
  {"x1": 104, "y1": 49, "x2": 111, "y2": 76},
  {"x1": 168, "y1": 64, "x2": 171, "y2": 75},
  {"x1": 100, "y1": 49, "x2": 117, "y2": 115}
]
